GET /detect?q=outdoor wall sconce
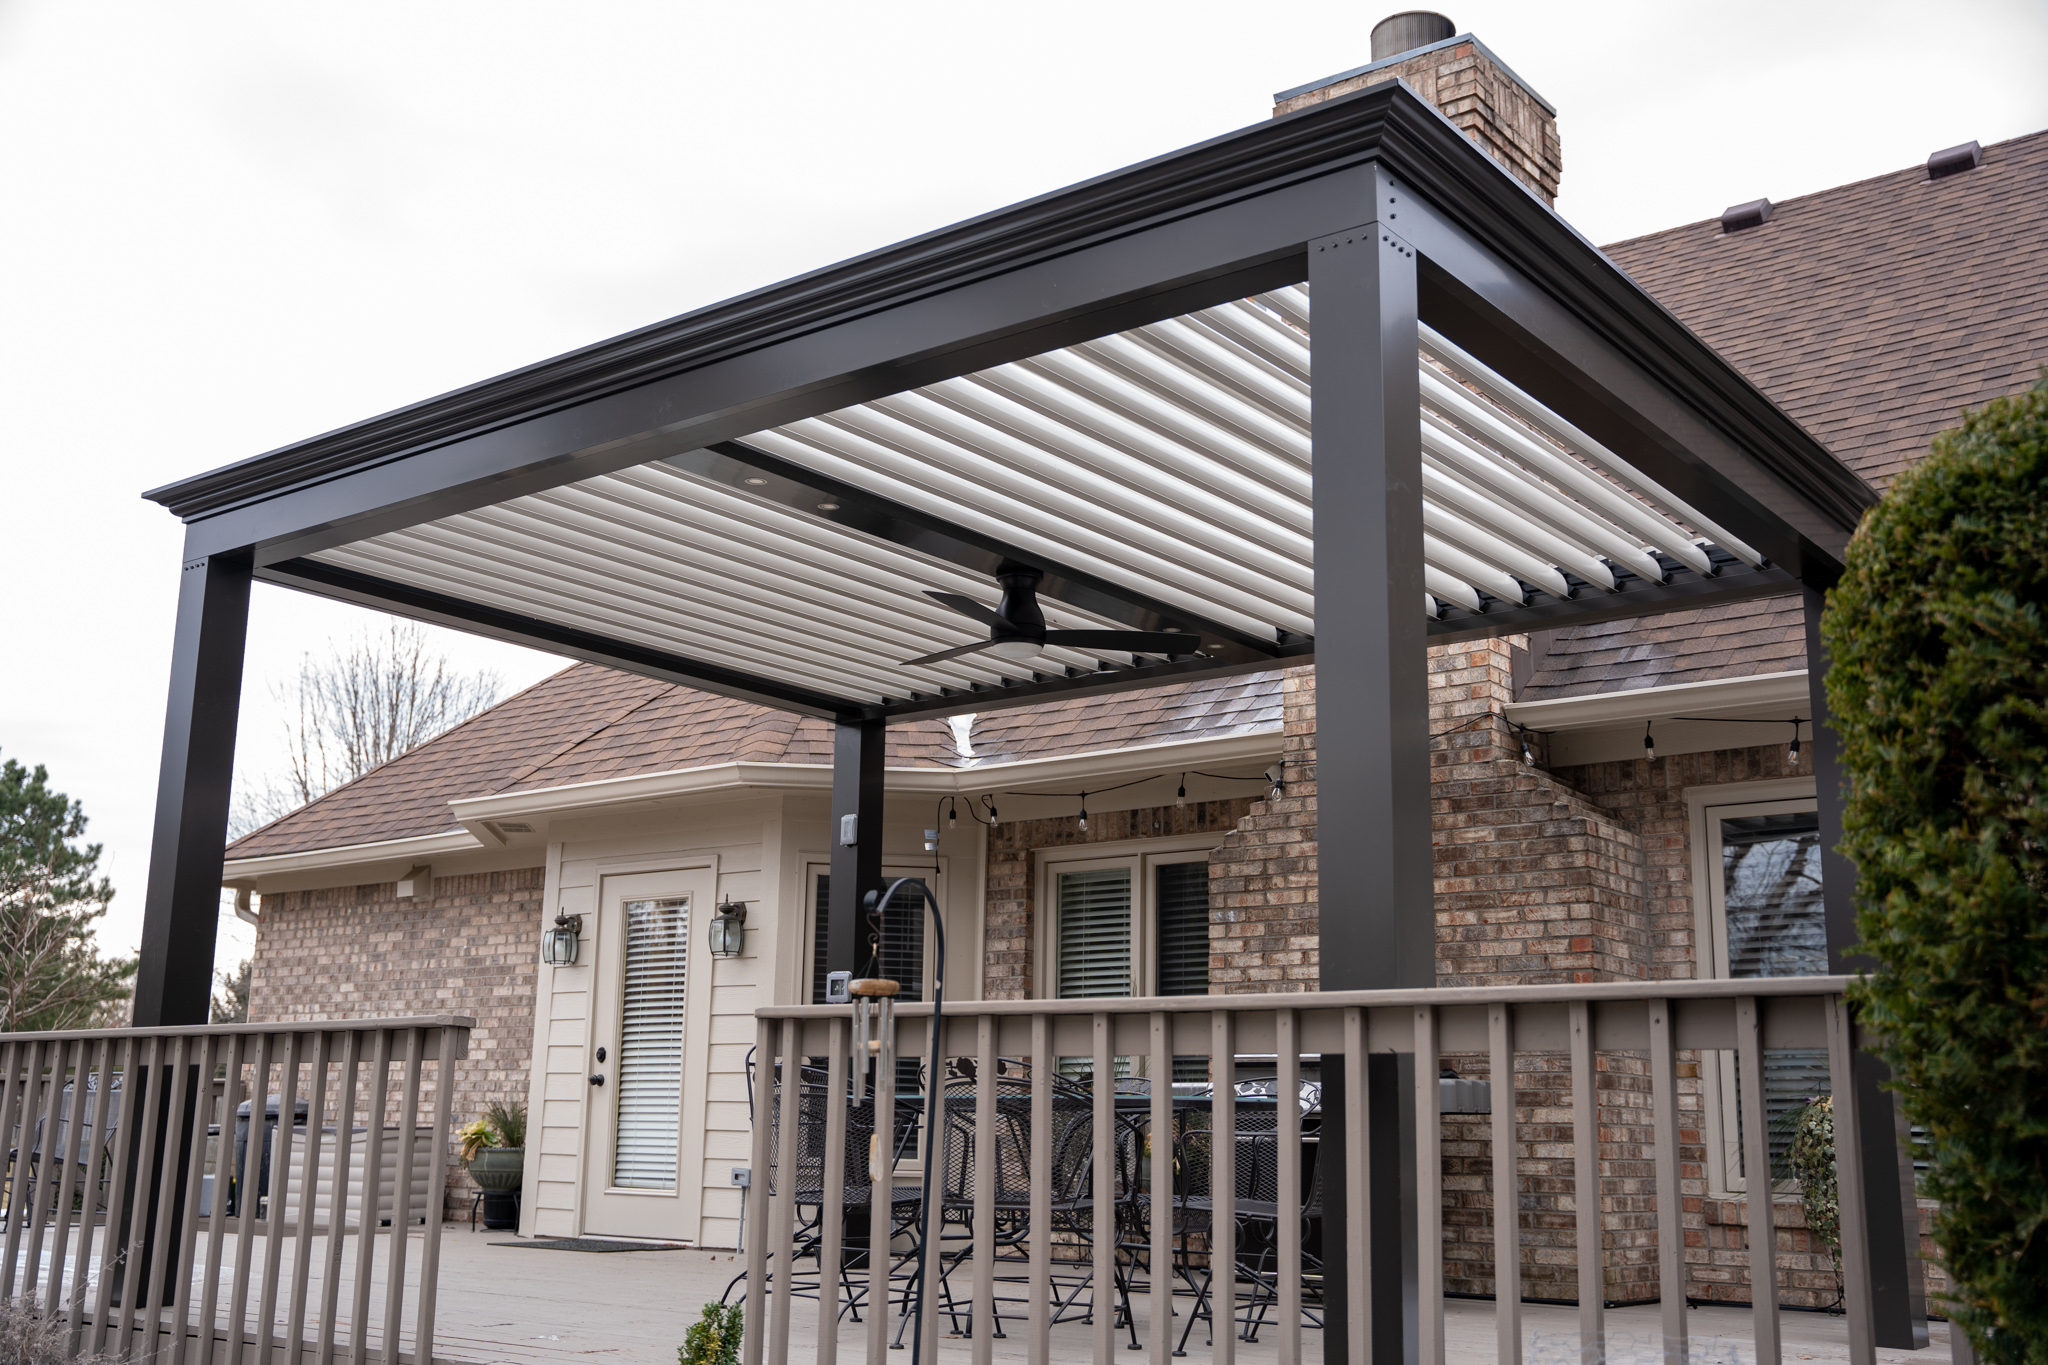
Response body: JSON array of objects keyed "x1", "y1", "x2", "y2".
[
  {"x1": 541, "y1": 910, "x2": 583, "y2": 966},
  {"x1": 708, "y1": 900, "x2": 750, "y2": 958}
]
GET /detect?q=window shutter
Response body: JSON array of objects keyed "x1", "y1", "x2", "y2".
[
  {"x1": 1056, "y1": 869, "x2": 1132, "y2": 999},
  {"x1": 612, "y1": 897, "x2": 689, "y2": 1190}
]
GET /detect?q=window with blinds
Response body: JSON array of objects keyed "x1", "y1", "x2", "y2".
[
  {"x1": 1056, "y1": 868, "x2": 1133, "y2": 998},
  {"x1": 1712, "y1": 810, "x2": 1884, "y2": 1184},
  {"x1": 612, "y1": 896, "x2": 688, "y2": 1190},
  {"x1": 812, "y1": 876, "x2": 925, "y2": 1003},
  {"x1": 1155, "y1": 861, "x2": 1210, "y2": 996}
]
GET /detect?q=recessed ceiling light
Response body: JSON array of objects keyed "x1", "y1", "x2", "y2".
[
  {"x1": 742, "y1": 476, "x2": 768, "y2": 486},
  {"x1": 816, "y1": 502, "x2": 840, "y2": 511}
]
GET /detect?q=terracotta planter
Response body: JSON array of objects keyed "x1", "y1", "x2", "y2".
[{"x1": 466, "y1": 1146, "x2": 525, "y2": 1192}]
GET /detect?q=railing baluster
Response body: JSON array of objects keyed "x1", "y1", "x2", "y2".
[
  {"x1": 1488, "y1": 1003, "x2": 1520, "y2": 1365},
  {"x1": 318, "y1": 1029, "x2": 363, "y2": 1365},
  {"x1": 413, "y1": 1026, "x2": 456, "y2": 1365},
  {"x1": 1414, "y1": 1005, "x2": 1443, "y2": 1365},
  {"x1": 1027, "y1": 1014, "x2": 1051, "y2": 1365},
  {"x1": 0, "y1": 1040, "x2": 33, "y2": 1300},
  {"x1": 91, "y1": 1036, "x2": 142, "y2": 1355},
  {"x1": 1211, "y1": 1012, "x2": 1235, "y2": 1365},
  {"x1": 863, "y1": 1009, "x2": 897, "y2": 1365},
  {"x1": 1147, "y1": 1011, "x2": 1171, "y2": 1365},
  {"x1": 199, "y1": 1032, "x2": 248, "y2": 1365},
  {"x1": 1647, "y1": 1000, "x2": 1685, "y2": 1365},
  {"x1": 348, "y1": 1028, "x2": 393, "y2": 1365},
  {"x1": 258, "y1": 1032, "x2": 304, "y2": 1364},
  {"x1": 380, "y1": 1029, "x2": 424, "y2": 1365},
  {"x1": 61, "y1": 1037, "x2": 111, "y2": 1343},
  {"x1": 1091, "y1": 1012, "x2": 1113, "y2": 1365},
  {"x1": 744, "y1": 1017, "x2": 773, "y2": 1365},
  {"x1": 818, "y1": 1017, "x2": 849, "y2": 1365},
  {"x1": 52, "y1": 1037, "x2": 102, "y2": 1340},
  {"x1": 973, "y1": 1015, "x2": 998, "y2": 1365},
  {"x1": 768, "y1": 1017, "x2": 801, "y2": 1365},
  {"x1": 227, "y1": 1030, "x2": 275, "y2": 1365},
  {"x1": 917, "y1": 1023, "x2": 942, "y2": 1365},
  {"x1": 1569, "y1": 999, "x2": 1602, "y2": 1365},
  {"x1": 46, "y1": 1037, "x2": 93, "y2": 1319},
  {"x1": 1824, "y1": 996, "x2": 1876, "y2": 1365},
  {"x1": 23, "y1": 1038, "x2": 75, "y2": 1313},
  {"x1": 167, "y1": 1033, "x2": 219, "y2": 1365},
  {"x1": 288, "y1": 1030, "x2": 333, "y2": 1365},
  {"x1": 113, "y1": 1035, "x2": 166, "y2": 1361},
  {"x1": 1275, "y1": 1009, "x2": 1300, "y2": 1365},
  {"x1": 1736, "y1": 996, "x2": 1781, "y2": 1365}
]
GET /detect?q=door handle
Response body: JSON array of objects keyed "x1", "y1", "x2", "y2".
[{"x1": 590, "y1": 1073, "x2": 605, "y2": 1087}]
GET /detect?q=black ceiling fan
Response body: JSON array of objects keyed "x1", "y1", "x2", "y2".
[{"x1": 901, "y1": 567, "x2": 1201, "y2": 667}]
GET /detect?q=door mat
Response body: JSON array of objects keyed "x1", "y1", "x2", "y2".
[{"x1": 491, "y1": 1237, "x2": 693, "y2": 1252}]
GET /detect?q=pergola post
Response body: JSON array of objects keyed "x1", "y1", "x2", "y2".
[
  {"x1": 1804, "y1": 584, "x2": 1930, "y2": 1347},
  {"x1": 829, "y1": 718, "x2": 887, "y2": 983},
  {"x1": 134, "y1": 547, "x2": 252, "y2": 1028},
  {"x1": 1310, "y1": 178, "x2": 1432, "y2": 1365}
]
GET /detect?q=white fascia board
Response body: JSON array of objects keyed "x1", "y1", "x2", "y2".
[
  {"x1": 228, "y1": 726, "x2": 1284, "y2": 888},
  {"x1": 222, "y1": 828, "x2": 482, "y2": 885},
  {"x1": 1503, "y1": 671, "x2": 1809, "y2": 732}
]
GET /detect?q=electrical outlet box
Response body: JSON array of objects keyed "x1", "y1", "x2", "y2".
[
  {"x1": 825, "y1": 971, "x2": 851, "y2": 1004},
  {"x1": 731, "y1": 1167, "x2": 751, "y2": 1188}
]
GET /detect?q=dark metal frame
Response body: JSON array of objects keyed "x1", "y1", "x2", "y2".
[{"x1": 137, "y1": 76, "x2": 1921, "y2": 1353}]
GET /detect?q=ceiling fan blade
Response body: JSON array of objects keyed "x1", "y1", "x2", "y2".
[
  {"x1": 925, "y1": 591, "x2": 1013, "y2": 632},
  {"x1": 1042, "y1": 629, "x2": 1201, "y2": 657},
  {"x1": 900, "y1": 639, "x2": 1003, "y2": 668}
]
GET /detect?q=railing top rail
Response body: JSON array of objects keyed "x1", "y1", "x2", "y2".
[
  {"x1": 756, "y1": 976, "x2": 1855, "y2": 1019},
  {"x1": 0, "y1": 1014, "x2": 476, "y2": 1044}
]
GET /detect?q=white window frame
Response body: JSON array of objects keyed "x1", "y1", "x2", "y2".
[
  {"x1": 1034, "y1": 834, "x2": 1220, "y2": 1002},
  {"x1": 1685, "y1": 776, "x2": 1818, "y2": 1195}
]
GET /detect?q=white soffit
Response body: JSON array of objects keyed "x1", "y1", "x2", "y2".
[{"x1": 310, "y1": 287, "x2": 1761, "y2": 707}]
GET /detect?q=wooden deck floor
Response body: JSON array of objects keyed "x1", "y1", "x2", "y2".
[{"x1": 426, "y1": 1229, "x2": 1961, "y2": 1365}]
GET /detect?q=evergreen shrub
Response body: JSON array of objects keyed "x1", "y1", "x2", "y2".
[{"x1": 1823, "y1": 379, "x2": 2048, "y2": 1360}]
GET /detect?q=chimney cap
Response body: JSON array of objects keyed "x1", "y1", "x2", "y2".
[
  {"x1": 1927, "y1": 141, "x2": 1983, "y2": 180},
  {"x1": 1372, "y1": 11, "x2": 1457, "y2": 60},
  {"x1": 1720, "y1": 198, "x2": 1773, "y2": 233}
]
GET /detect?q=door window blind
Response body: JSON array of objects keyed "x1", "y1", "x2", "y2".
[
  {"x1": 1155, "y1": 861, "x2": 1212, "y2": 1081},
  {"x1": 612, "y1": 896, "x2": 688, "y2": 1190}
]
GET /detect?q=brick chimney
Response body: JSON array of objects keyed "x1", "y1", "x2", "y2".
[{"x1": 1272, "y1": 11, "x2": 1563, "y2": 205}]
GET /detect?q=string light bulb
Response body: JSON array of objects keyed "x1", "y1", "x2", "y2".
[
  {"x1": 1077, "y1": 792, "x2": 1089, "y2": 833},
  {"x1": 1789, "y1": 720, "x2": 1802, "y2": 766},
  {"x1": 984, "y1": 795, "x2": 999, "y2": 827},
  {"x1": 1519, "y1": 727, "x2": 1536, "y2": 766},
  {"x1": 1643, "y1": 721, "x2": 1657, "y2": 763},
  {"x1": 948, "y1": 798, "x2": 958, "y2": 830},
  {"x1": 1176, "y1": 773, "x2": 1186, "y2": 808},
  {"x1": 1267, "y1": 765, "x2": 1285, "y2": 800}
]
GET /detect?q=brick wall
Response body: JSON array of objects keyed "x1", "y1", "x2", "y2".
[
  {"x1": 249, "y1": 868, "x2": 544, "y2": 1219},
  {"x1": 1272, "y1": 40, "x2": 1563, "y2": 205}
]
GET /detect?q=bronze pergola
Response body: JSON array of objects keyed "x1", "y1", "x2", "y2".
[{"x1": 139, "y1": 80, "x2": 1918, "y2": 1353}]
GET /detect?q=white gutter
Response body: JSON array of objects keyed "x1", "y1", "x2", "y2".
[
  {"x1": 1503, "y1": 670, "x2": 1809, "y2": 732},
  {"x1": 225, "y1": 726, "x2": 1281, "y2": 883}
]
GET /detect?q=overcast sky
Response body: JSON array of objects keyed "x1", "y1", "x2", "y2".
[{"x1": 3, "y1": 0, "x2": 2044, "y2": 971}]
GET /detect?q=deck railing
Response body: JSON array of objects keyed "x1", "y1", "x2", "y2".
[
  {"x1": 745, "y1": 978, "x2": 1884, "y2": 1365},
  {"x1": 0, "y1": 1015, "x2": 471, "y2": 1365}
]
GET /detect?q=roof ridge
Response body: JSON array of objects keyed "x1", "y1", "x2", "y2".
[
  {"x1": 490, "y1": 674, "x2": 680, "y2": 795},
  {"x1": 1600, "y1": 125, "x2": 2048, "y2": 253}
]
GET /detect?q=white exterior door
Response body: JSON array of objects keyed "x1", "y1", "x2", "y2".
[{"x1": 582, "y1": 868, "x2": 706, "y2": 1239}]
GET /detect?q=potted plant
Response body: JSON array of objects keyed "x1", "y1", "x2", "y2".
[{"x1": 460, "y1": 1099, "x2": 527, "y2": 1229}]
